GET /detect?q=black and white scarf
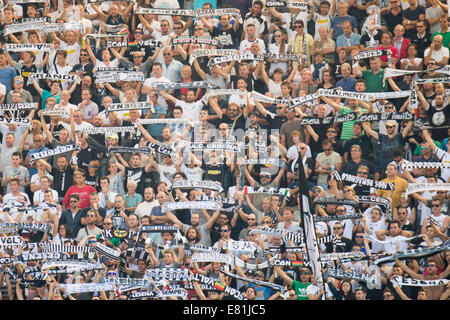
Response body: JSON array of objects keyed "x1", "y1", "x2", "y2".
[
  {"x1": 107, "y1": 102, "x2": 152, "y2": 113},
  {"x1": 94, "y1": 70, "x2": 144, "y2": 83},
  {"x1": 136, "y1": 8, "x2": 195, "y2": 16},
  {"x1": 93, "y1": 242, "x2": 120, "y2": 261},
  {"x1": 144, "y1": 268, "x2": 191, "y2": 282},
  {"x1": 29, "y1": 144, "x2": 77, "y2": 165},
  {"x1": 327, "y1": 268, "x2": 379, "y2": 285},
  {"x1": 313, "y1": 197, "x2": 359, "y2": 209},
  {"x1": 221, "y1": 267, "x2": 285, "y2": 293},
  {"x1": 314, "y1": 213, "x2": 362, "y2": 222},
  {"x1": 0, "y1": 103, "x2": 37, "y2": 110},
  {"x1": 81, "y1": 126, "x2": 136, "y2": 135},
  {"x1": 173, "y1": 36, "x2": 219, "y2": 46},
  {"x1": 318, "y1": 89, "x2": 373, "y2": 101},
  {"x1": 190, "y1": 272, "x2": 247, "y2": 300},
  {"x1": 334, "y1": 171, "x2": 395, "y2": 190},
  {"x1": 196, "y1": 8, "x2": 243, "y2": 23},
  {"x1": 171, "y1": 180, "x2": 223, "y2": 192},
  {"x1": 0, "y1": 116, "x2": 31, "y2": 125},
  {"x1": 161, "y1": 201, "x2": 221, "y2": 213},
  {"x1": 29, "y1": 73, "x2": 77, "y2": 82},
  {"x1": 353, "y1": 49, "x2": 390, "y2": 61},
  {"x1": 400, "y1": 162, "x2": 450, "y2": 171},
  {"x1": 59, "y1": 283, "x2": 115, "y2": 297},
  {"x1": 41, "y1": 244, "x2": 93, "y2": 253},
  {"x1": 151, "y1": 81, "x2": 216, "y2": 92},
  {"x1": 405, "y1": 183, "x2": 450, "y2": 196},
  {"x1": 189, "y1": 49, "x2": 239, "y2": 65},
  {"x1": 391, "y1": 276, "x2": 448, "y2": 287}
]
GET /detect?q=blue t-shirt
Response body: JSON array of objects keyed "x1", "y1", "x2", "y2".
[
  {"x1": 335, "y1": 77, "x2": 356, "y2": 92},
  {"x1": 0, "y1": 66, "x2": 16, "y2": 94},
  {"x1": 248, "y1": 283, "x2": 273, "y2": 300},
  {"x1": 145, "y1": 103, "x2": 167, "y2": 138},
  {"x1": 27, "y1": 146, "x2": 51, "y2": 176},
  {"x1": 330, "y1": 15, "x2": 358, "y2": 40},
  {"x1": 42, "y1": 90, "x2": 61, "y2": 109}
]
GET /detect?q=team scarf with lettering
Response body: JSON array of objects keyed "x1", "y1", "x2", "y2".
[
  {"x1": 171, "y1": 180, "x2": 223, "y2": 192},
  {"x1": 105, "y1": 277, "x2": 153, "y2": 288},
  {"x1": 269, "y1": 258, "x2": 305, "y2": 267},
  {"x1": 320, "y1": 251, "x2": 366, "y2": 261},
  {"x1": 128, "y1": 289, "x2": 187, "y2": 300},
  {"x1": 29, "y1": 144, "x2": 77, "y2": 165},
  {"x1": 6, "y1": 43, "x2": 52, "y2": 53},
  {"x1": 207, "y1": 53, "x2": 265, "y2": 69},
  {"x1": 288, "y1": 93, "x2": 319, "y2": 110},
  {"x1": 4, "y1": 21, "x2": 45, "y2": 35},
  {"x1": 243, "y1": 186, "x2": 290, "y2": 197},
  {"x1": 241, "y1": 158, "x2": 281, "y2": 165},
  {"x1": 151, "y1": 80, "x2": 216, "y2": 92},
  {"x1": 9, "y1": 0, "x2": 47, "y2": 3},
  {"x1": 187, "y1": 244, "x2": 223, "y2": 254},
  {"x1": 2, "y1": 223, "x2": 50, "y2": 233},
  {"x1": 0, "y1": 224, "x2": 17, "y2": 234},
  {"x1": 189, "y1": 49, "x2": 239, "y2": 65},
  {"x1": 201, "y1": 88, "x2": 241, "y2": 102},
  {"x1": 94, "y1": 70, "x2": 145, "y2": 83},
  {"x1": 106, "y1": 39, "x2": 128, "y2": 48},
  {"x1": 265, "y1": 52, "x2": 304, "y2": 62},
  {"x1": 400, "y1": 162, "x2": 450, "y2": 170},
  {"x1": 251, "y1": 91, "x2": 289, "y2": 105},
  {"x1": 59, "y1": 283, "x2": 115, "y2": 297},
  {"x1": 327, "y1": 268, "x2": 379, "y2": 286},
  {"x1": 318, "y1": 88, "x2": 373, "y2": 101},
  {"x1": 221, "y1": 266, "x2": 285, "y2": 293},
  {"x1": 364, "y1": 233, "x2": 422, "y2": 246},
  {"x1": 196, "y1": 8, "x2": 243, "y2": 23},
  {"x1": 264, "y1": 246, "x2": 306, "y2": 255},
  {"x1": 357, "y1": 195, "x2": 391, "y2": 219},
  {"x1": 374, "y1": 240, "x2": 450, "y2": 265},
  {"x1": 81, "y1": 126, "x2": 136, "y2": 135},
  {"x1": 140, "y1": 225, "x2": 180, "y2": 234},
  {"x1": 106, "y1": 102, "x2": 152, "y2": 113},
  {"x1": 313, "y1": 197, "x2": 359, "y2": 209},
  {"x1": 136, "y1": 8, "x2": 195, "y2": 16},
  {"x1": 42, "y1": 260, "x2": 103, "y2": 273},
  {"x1": 0, "y1": 236, "x2": 22, "y2": 247},
  {"x1": 41, "y1": 244, "x2": 94, "y2": 253},
  {"x1": 197, "y1": 196, "x2": 236, "y2": 205},
  {"x1": 187, "y1": 141, "x2": 243, "y2": 153},
  {"x1": 161, "y1": 201, "x2": 221, "y2": 213},
  {"x1": 314, "y1": 213, "x2": 363, "y2": 223},
  {"x1": 93, "y1": 242, "x2": 120, "y2": 261},
  {"x1": 137, "y1": 118, "x2": 199, "y2": 126},
  {"x1": 191, "y1": 252, "x2": 231, "y2": 264},
  {"x1": 28, "y1": 73, "x2": 77, "y2": 82},
  {"x1": 173, "y1": 36, "x2": 219, "y2": 46},
  {"x1": 249, "y1": 226, "x2": 304, "y2": 244},
  {"x1": 0, "y1": 103, "x2": 37, "y2": 110},
  {"x1": 190, "y1": 272, "x2": 247, "y2": 300},
  {"x1": 144, "y1": 268, "x2": 191, "y2": 282},
  {"x1": 333, "y1": 171, "x2": 395, "y2": 190},
  {"x1": 109, "y1": 144, "x2": 175, "y2": 158},
  {"x1": 17, "y1": 252, "x2": 67, "y2": 262},
  {"x1": 405, "y1": 183, "x2": 450, "y2": 196},
  {"x1": 391, "y1": 276, "x2": 448, "y2": 287},
  {"x1": 0, "y1": 257, "x2": 15, "y2": 264},
  {"x1": 0, "y1": 116, "x2": 31, "y2": 125},
  {"x1": 41, "y1": 109, "x2": 69, "y2": 116},
  {"x1": 224, "y1": 240, "x2": 257, "y2": 253},
  {"x1": 353, "y1": 49, "x2": 390, "y2": 61}
]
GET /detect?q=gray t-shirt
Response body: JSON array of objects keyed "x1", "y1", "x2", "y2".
[
  {"x1": 183, "y1": 223, "x2": 211, "y2": 247},
  {"x1": 3, "y1": 165, "x2": 29, "y2": 193}
]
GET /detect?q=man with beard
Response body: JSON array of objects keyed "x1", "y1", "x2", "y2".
[
  {"x1": 40, "y1": 156, "x2": 73, "y2": 201},
  {"x1": 166, "y1": 208, "x2": 221, "y2": 247},
  {"x1": 115, "y1": 153, "x2": 152, "y2": 196},
  {"x1": 75, "y1": 209, "x2": 102, "y2": 243},
  {"x1": 417, "y1": 91, "x2": 450, "y2": 141},
  {"x1": 160, "y1": 89, "x2": 204, "y2": 122},
  {"x1": 135, "y1": 187, "x2": 158, "y2": 222},
  {"x1": 200, "y1": 15, "x2": 240, "y2": 49},
  {"x1": 238, "y1": 212, "x2": 259, "y2": 240},
  {"x1": 395, "y1": 258, "x2": 450, "y2": 300}
]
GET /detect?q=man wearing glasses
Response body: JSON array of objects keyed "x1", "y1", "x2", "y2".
[
  {"x1": 289, "y1": 20, "x2": 314, "y2": 65},
  {"x1": 420, "y1": 197, "x2": 450, "y2": 237},
  {"x1": 59, "y1": 194, "x2": 85, "y2": 237},
  {"x1": 326, "y1": 221, "x2": 353, "y2": 252},
  {"x1": 431, "y1": 14, "x2": 450, "y2": 49},
  {"x1": 75, "y1": 209, "x2": 102, "y2": 243},
  {"x1": 362, "y1": 119, "x2": 413, "y2": 170},
  {"x1": 411, "y1": 20, "x2": 431, "y2": 59}
]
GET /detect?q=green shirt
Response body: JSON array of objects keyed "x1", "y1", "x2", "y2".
[
  {"x1": 432, "y1": 31, "x2": 450, "y2": 49},
  {"x1": 292, "y1": 280, "x2": 311, "y2": 300},
  {"x1": 339, "y1": 107, "x2": 367, "y2": 141},
  {"x1": 362, "y1": 69, "x2": 387, "y2": 93}
]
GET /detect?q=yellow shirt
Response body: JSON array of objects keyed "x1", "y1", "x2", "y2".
[
  {"x1": 290, "y1": 33, "x2": 314, "y2": 65},
  {"x1": 376, "y1": 176, "x2": 408, "y2": 208}
]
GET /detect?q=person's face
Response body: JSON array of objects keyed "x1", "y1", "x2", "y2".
[
  {"x1": 417, "y1": 291, "x2": 427, "y2": 300},
  {"x1": 163, "y1": 252, "x2": 173, "y2": 265},
  {"x1": 228, "y1": 105, "x2": 239, "y2": 117},
  {"x1": 128, "y1": 215, "x2": 138, "y2": 227},
  {"x1": 355, "y1": 290, "x2": 366, "y2": 300},
  {"x1": 440, "y1": 18, "x2": 448, "y2": 30},
  {"x1": 337, "y1": 3, "x2": 347, "y2": 15},
  {"x1": 70, "y1": 198, "x2": 79, "y2": 208},
  {"x1": 220, "y1": 226, "x2": 231, "y2": 239},
  {"x1": 103, "y1": 219, "x2": 112, "y2": 230},
  {"x1": 433, "y1": 36, "x2": 443, "y2": 49},
  {"x1": 163, "y1": 50, "x2": 172, "y2": 63},
  {"x1": 342, "y1": 282, "x2": 351, "y2": 293},
  {"x1": 333, "y1": 224, "x2": 343, "y2": 235},
  {"x1": 350, "y1": 147, "x2": 361, "y2": 160},
  {"x1": 343, "y1": 23, "x2": 352, "y2": 35},
  {"x1": 152, "y1": 65, "x2": 162, "y2": 77},
  {"x1": 130, "y1": 155, "x2": 141, "y2": 167},
  {"x1": 156, "y1": 193, "x2": 166, "y2": 205},
  {"x1": 431, "y1": 201, "x2": 442, "y2": 214},
  {"x1": 115, "y1": 196, "x2": 124, "y2": 208},
  {"x1": 220, "y1": 16, "x2": 229, "y2": 27},
  {"x1": 389, "y1": 223, "x2": 401, "y2": 236},
  {"x1": 144, "y1": 189, "x2": 154, "y2": 201}
]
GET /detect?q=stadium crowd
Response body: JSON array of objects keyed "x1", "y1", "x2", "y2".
[{"x1": 0, "y1": 0, "x2": 447, "y2": 301}]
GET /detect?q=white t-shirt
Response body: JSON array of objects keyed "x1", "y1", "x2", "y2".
[
  {"x1": 95, "y1": 58, "x2": 119, "y2": 69},
  {"x1": 180, "y1": 164, "x2": 204, "y2": 181},
  {"x1": 239, "y1": 38, "x2": 266, "y2": 55},
  {"x1": 424, "y1": 46, "x2": 449, "y2": 64},
  {"x1": 60, "y1": 41, "x2": 81, "y2": 67},
  {"x1": 33, "y1": 189, "x2": 59, "y2": 205},
  {"x1": 175, "y1": 99, "x2": 203, "y2": 122}
]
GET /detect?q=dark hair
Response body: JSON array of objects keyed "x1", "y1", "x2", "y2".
[
  {"x1": 12, "y1": 151, "x2": 22, "y2": 159},
  {"x1": 253, "y1": 0, "x2": 263, "y2": 7},
  {"x1": 59, "y1": 224, "x2": 74, "y2": 238},
  {"x1": 100, "y1": 176, "x2": 110, "y2": 184},
  {"x1": 69, "y1": 194, "x2": 80, "y2": 201}
]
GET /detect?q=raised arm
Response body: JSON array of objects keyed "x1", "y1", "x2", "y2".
[{"x1": 273, "y1": 266, "x2": 293, "y2": 287}]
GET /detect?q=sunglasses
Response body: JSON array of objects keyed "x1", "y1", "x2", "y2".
[
  {"x1": 336, "y1": 209, "x2": 346, "y2": 212},
  {"x1": 195, "y1": 28, "x2": 203, "y2": 31},
  {"x1": 432, "y1": 204, "x2": 441, "y2": 207},
  {"x1": 333, "y1": 227, "x2": 342, "y2": 230},
  {"x1": 273, "y1": 35, "x2": 281, "y2": 38},
  {"x1": 427, "y1": 264, "x2": 436, "y2": 267},
  {"x1": 295, "y1": 25, "x2": 303, "y2": 28},
  {"x1": 220, "y1": 229, "x2": 229, "y2": 232},
  {"x1": 163, "y1": 53, "x2": 171, "y2": 56},
  {"x1": 386, "y1": 125, "x2": 395, "y2": 129},
  {"x1": 174, "y1": 27, "x2": 182, "y2": 29},
  {"x1": 327, "y1": 130, "x2": 336, "y2": 133},
  {"x1": 80, "y1": 54, "x2": 88, "y2": 56},
  {"x1": 262, "y1": 221, "x2": 271, "y2": 224},
  {"x1": 383, "y1": 294, "x2": 392, "y2": 298},
  {"x1": 323, "y1": 148, "x2": 332, "y2": 151},
  {"x1": 103, "y1": 222, "x2": 112, "y2": 225},
  {"x1": 70, "y1": 200, "x2": 79, "y2": 203},
  {"x1": 355, "y1": 235, "x2": 364, "y2": 239},
  {"x1": 344, "y1": 190, "x2": 353, "y2": 193},
  {"x1": 357, "y1": 171, "x2": 369, "y2": 175}
]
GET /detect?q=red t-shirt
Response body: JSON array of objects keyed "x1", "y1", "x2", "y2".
[{"x1": 62, "y1": 184, "x2": 96, "y2": 209}]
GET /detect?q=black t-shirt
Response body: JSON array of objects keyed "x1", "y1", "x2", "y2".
[
  {"x1": 211, "y1": 113, "x2": 246, "y2": 132},
  {"x1": 342, "y1": 159, "x2": 377, "y2": 176},
  {"x1": 51, "y1": 166, "x2": 74, "y2": 196},
  {"x1": 344, "y1": 135, "x2": 373, "y2": 160},
  {"x1": 85, "y1": 173, "x2": 100, "y2": 191},
  {"x1": 202, "y1": 162, "x2": 228, "y2": 185},
  {"x1": 77, "y1": 145, "x2": 100, "y2": 173},
  {"x1": 264, "y1": 113, "x2": 286, "y2": 131},
  {"x1": 310, "y1": 123, "x2": 330, "y2": 156},
  {"x1": 360, "y1": 31, "x2": 383, "y2": 49},
  {"x1": 212, "y1": 26, "x2": 238, "y2": 49},
  {"x1": 403, "y1": 6, "x2": 425, "y2": 39},
  {"x1": 426, "y1": 105, "x2": 450, "y2": 140},
  {"x1": 124, "y1": 167, "x2": 146, "y2": 195},
  {"x1": 382, "y1": 9, "x2": 404, "y2": 34},
  {"x1": 411, "y1": 32, "x2": 432, "y2": 59},
  {"x1": 71, "y1": 62, "x2": 94, "y2": 78}
]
